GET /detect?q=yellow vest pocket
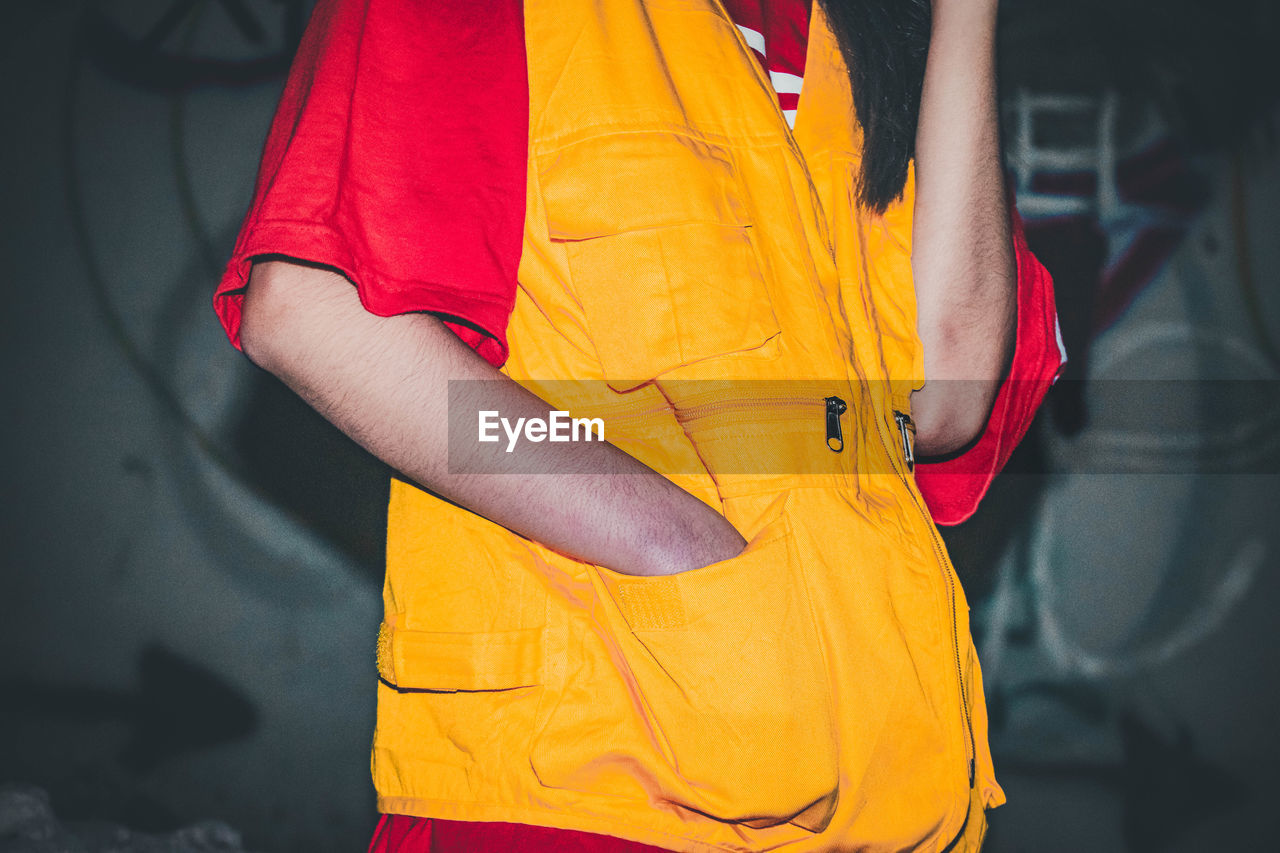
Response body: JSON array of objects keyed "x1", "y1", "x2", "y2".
[
  {"x1": 539, "y1": 132, "x2": 781, "y2": 390},
  {"x1": 530, "y1": 506, "x2": 839, "y2": 832},
  {"x1": 376, "y1": 621, "x2": 542, "y2": 692}
]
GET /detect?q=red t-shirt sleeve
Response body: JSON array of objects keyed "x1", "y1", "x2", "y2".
[
  {"x1": 914, "y1": 206, "x2": 1065, "y2": 525},
  {"x1": 213, "y1": 0, "x2": 527, "y2": 367}
]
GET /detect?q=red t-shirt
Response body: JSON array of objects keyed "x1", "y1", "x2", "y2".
[{"x1": 214, "y1": 0, "x2": 526, "y2": 367}]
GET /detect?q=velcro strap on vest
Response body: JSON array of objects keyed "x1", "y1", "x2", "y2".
[
  {"x1": 377, "y1": 623, "x2": 542, "y2": 691},
  {"x1": 615, "y1": 576, "x2": 688, "y2": 630}
]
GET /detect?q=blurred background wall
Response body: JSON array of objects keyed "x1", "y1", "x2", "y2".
[{"x1": 2, "y1": 1, "x2": 1278, "y2": 851}]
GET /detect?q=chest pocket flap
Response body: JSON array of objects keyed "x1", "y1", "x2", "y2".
[{"x1": 538, "y1": 132, "x2": 780, "y2": 391}]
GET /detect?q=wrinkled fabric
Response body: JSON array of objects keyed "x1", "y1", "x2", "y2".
[{"x1": 373, "y1": 2, "x2": 1007, "y2": 850}]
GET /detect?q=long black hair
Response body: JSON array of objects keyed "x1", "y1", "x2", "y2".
[{"x1": 817, "y1": 0, "x2": 932, "y2": 213}]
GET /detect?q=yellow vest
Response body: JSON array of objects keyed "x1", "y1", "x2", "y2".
[{"x1": 373, "y1": 2, "x2": 1003, "y2": 850}]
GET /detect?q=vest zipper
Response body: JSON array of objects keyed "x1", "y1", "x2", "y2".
[
  {"x1": 596, "y1": 394, "x2": 849, "y2": 455},
  {"x1": 679, "y1": 393, "x2": 979, "y2": 842},
  {"x1": 893, "y1": 410, "x2": 916, "y2": 472},
  {"x1": 709, "y1": 2, "x2": 979, "y2": 832},
  {"x1": 675, "y1": 394, "x2": 847, "y2": 454},
  {"x1": 606, "y1": 390, "x2": 976, "y2": 839},
  {"x1": 825, "y1": 396, "x2": 847, "y2": 451},
  {"x1": 871, "y1": 406, "x2": 978, "y2": 830}
]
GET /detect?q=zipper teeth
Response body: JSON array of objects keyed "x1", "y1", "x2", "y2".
[
  {"x1": 597, "y1": 396, "x2": 825, "y2": 425},
  {"x1": 870, "y1": 410, "x2": 976, "y2": 783},
  {"x1": 677, "y1": 396, "x2": 824, "y2": 421},
  {"x1": 594, "y1": 401, "x2": 676, "y2": 423},
  {"x1": 937, "y1": 527, "x2": 975, "y2": 766},
  {"x1": 673, "y1": 2, "x2": 975, "y2": 839}
]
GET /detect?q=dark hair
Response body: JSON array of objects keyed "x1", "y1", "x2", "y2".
[{"x1": 817, "y1": 0, "x2": 932, "y2": 213}]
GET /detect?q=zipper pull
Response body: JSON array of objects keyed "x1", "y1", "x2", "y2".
[
  {"x1": 969, "y1": 757, "x2": 976, "y2": 788},
  {"x1": 893, "y1": 410, "x2": 915, "y2": 471},
  {"x1": 824, "y1": 396, "x2": 847, "y2": 452}
]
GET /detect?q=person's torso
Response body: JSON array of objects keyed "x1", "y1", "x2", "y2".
[{"x1": 373, "y1": 3, "x2": 1000, "y2": 850}]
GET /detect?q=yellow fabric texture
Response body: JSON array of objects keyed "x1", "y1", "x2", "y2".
[{"x1": 372, "y1": 2, "x2": 1004, "y2": 850}]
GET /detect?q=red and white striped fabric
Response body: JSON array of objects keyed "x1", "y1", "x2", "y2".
[{"x1": 721, "y1": 0, "x2": 811, "y2": 126}]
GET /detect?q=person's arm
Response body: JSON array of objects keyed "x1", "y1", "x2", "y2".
[
  {"x1": 239, "y1": 259, "x2": 747, "y2": 577},
  {"x1": 909, "y1": 0, "x2": 1016, "y2": 456}
]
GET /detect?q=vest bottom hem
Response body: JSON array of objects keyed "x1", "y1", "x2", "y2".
[{"x1": 375, "y1": 793, "x2": 989, "y2": 853}]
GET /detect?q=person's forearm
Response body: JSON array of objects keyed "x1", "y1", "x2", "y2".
[
  {"x1": 909, "y1": 0, "x2": 1016, "y2": 456},
  {"x1": 238, "y1": 260, "x2": 746, "y2": 576}
]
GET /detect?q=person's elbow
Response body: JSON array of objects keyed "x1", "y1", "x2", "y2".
[
  {"x1": 910, "y1": 315, "x2": 1013, "y2": 456},
  {"x1": 238, "y1": 260, "x2": 308, "y2": 375},
  {"x1": 910, "y1": 377, "x2": 998, "y2": 457}
]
